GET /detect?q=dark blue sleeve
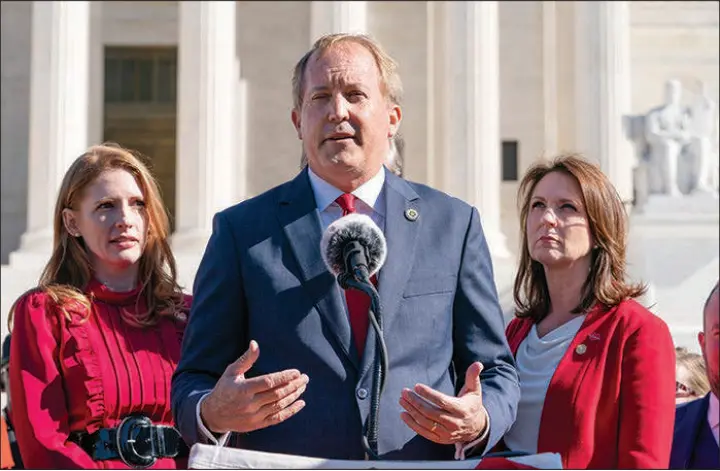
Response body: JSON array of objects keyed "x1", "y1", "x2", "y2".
[
  {"x1": 452, "y1": 206, "x2": 520, "y2": 452},
  {"x1": 171, "y1": 211, "x2": 248, "y2": 445}
]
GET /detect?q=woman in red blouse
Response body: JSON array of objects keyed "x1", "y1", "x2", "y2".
[
  {"x1": 502, "y1": 154, "x2": 676, "y2": 468},
  {"x1": 8, "y1": 143, "x2": 191, "y2": 469}
]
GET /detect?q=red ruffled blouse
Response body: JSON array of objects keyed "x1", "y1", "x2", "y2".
[{"x1": 8, "y1": 279, "x2": 191, "y2": 469}]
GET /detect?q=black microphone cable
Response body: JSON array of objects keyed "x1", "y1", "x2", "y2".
[{"x1": 338, "y1": 271, "x2": 388, "y2": 460}]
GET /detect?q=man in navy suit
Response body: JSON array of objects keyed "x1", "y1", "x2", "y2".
[
  {"x1": 171, "y1": 33, "x2": 519, "y2": 461},
  {"x1": 670, "y1": 281, "x2": 719, "y2": 469}
]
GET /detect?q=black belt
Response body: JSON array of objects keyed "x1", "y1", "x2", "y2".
[{"x1": 68, "y1": 414, "x2": 188, "y2": 469}]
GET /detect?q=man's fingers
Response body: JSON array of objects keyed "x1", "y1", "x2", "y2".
[
  {"x1": 254, "y1": 374, "x2": 309, "y2": 407},
  {"x1": 399, "y1": 411, "x2": 446, "y2": 444},
  {"x1": 243, "y1": 369, "x2": 304, "y2": 394},
  {"x1": 226, "y1": 340, "x2": 260, "y2": 377},
  {"x1": 259, "y1": 384, "x2": 308, "y2": 417},
  {"x1": 399, "y1": 393, "x2": 458, "y2": 431},
  {"x1": 412, "y1": 384, "x2": 464, "y2": 415},
  {"x1": 263, "y1": 399, "x2": 307, "y2": 427}
]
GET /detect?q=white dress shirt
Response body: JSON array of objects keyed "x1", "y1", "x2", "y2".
[
  {"x1": 709, "y1": 392, "x2": 719, "y2": 446},
  {"x1": 503, "y1": 315, "x2": 586, "y2": 454},
  {"x1": 307, "y1": 166, "x2": 386, "y2": 231}
]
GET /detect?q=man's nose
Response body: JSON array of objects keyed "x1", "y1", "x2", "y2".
[{"x1": 327, "y1": 94, "x2": 349, "y2": 122}]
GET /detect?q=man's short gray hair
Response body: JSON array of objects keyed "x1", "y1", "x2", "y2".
[{"x1": 291, "y1": 33, "x2": 404, "y2": 110}]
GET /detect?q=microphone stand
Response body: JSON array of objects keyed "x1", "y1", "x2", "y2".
[{"x1": 338, "y1": 273, "x2": 388, "y2": 460}]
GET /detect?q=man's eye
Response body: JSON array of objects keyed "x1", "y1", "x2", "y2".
[{"x1": 97, "y1": 202, "x2": 113, "y2": 210}]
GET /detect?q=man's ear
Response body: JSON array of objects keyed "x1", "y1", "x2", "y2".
[
  {"x1": 62, "y1": 208, "x2": 80, "y2": 237},
  {"x1": 291, "y1": 108, "x2": 302, "y2": 140},
  {"x1": 388, "y1": 104, "x2": 402, "y2": 138},
  {"x1": 698, "y1": 331, "x2": 705, "y2": 352}
]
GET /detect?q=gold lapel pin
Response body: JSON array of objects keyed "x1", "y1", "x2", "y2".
[{"x1": 404, "y1": 208, "x2": 419, "y2": 221}]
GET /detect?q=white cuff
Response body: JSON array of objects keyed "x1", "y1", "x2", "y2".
[
  {"x1": 454, "y1": 406, "x2": 491, "y2": 460},
  {"x1": 196, "y1": 392, "x2": 232, "y2": 446}
]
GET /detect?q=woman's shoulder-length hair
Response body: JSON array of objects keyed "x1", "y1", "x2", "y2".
[{"x1": 513, "y1": 153, "x2": 646, "y2": 322}]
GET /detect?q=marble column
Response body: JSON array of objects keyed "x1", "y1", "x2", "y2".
[
  {"x1": 173, "y1": 1, "x2": 239, "y2": 255},
  {"x1": 425, "y1": 1, "x2": 448, "y2": 190},
  {"x1": 12, "y1": 1, "x2": 91, "y2": 264},
  {"x1": 542, "y1": 1, "x2": 559, "y2": 156},
  {"x1": 574, "y1": 1, "x2": 635, "y2": 205},
  {"x1": 445, "y1": 1, "x2": 510, "y2": 259},
  {"x1": 310, "y1": 1, "x2": 367, "y2": 44},
  {"x1": 88, "y1": 1, "x2": 104, "y2": 146}
]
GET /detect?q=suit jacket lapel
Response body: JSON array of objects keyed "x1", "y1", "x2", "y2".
[
  {"x1": 360, "y1": 170, "x2": 421, "y2": 377},
  {"x1": 277, "y1": 169, "x2": 358, "y2": 370}
]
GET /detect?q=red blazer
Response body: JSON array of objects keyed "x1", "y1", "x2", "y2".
[{"x1": 505, "y1": 299, "x2": 675, "y2": 469}]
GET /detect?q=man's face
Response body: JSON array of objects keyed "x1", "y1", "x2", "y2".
[
  {"x1": 699, "y1": 288, "x2": 720, "y2": 398},
  {"x1": 291, "y1": 41, "x2": 401, "y2": 192}
]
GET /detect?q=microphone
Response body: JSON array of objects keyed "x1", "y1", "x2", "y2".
[
  {"x1": 320, "y1": 213, "x2": 387, "y2": 285},
  {"x1": 320, "y1": 213, "x2": 388, "y2": 460}
]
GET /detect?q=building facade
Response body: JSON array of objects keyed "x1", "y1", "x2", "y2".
[{"x1": 1, "y1": 1, "x2": 719, "y2": 344}]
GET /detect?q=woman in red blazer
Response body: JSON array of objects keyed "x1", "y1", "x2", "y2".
[{"x1": 502, "y1": 154, "x2": 676, "y2": 469}]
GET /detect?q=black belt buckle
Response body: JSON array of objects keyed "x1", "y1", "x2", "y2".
[{"x1": 115, "y1": 414, "x2": 157, "y2": 469}]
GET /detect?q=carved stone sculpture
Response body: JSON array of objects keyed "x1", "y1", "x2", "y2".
[
  {"x1": 644, "y1": 80, "x2": 692, "y2": 197},
  {"x1": 687, "y1": 82, "x2": 719, "y2": 195}
]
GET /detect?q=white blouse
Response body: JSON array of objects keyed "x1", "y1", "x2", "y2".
[{"x1": 503, "y1": 315, "x2": 586, "y2": 454}]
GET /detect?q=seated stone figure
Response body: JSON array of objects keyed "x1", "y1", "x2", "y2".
[{"x1": 644, "y1": 79, "x2": 692, "y2": 197}]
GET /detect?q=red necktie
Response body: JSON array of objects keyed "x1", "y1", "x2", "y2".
[{"x1": 335, "y1": 194, "x2": 376, "y2": 357}]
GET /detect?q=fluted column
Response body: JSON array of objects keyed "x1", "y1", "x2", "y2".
[
  {"x1": 574, "y1": 1, "x2": 634, "y2": 204},
  {"x1": 12, "y1": 1, "x2": 91, "y2": 264},
  {"x1": 173, "y1": 1, "x2": 240, "y2": 255},
  {"x1": 310, "y1": 1, "x2": 367, "y2": 44},
  {"x1": 445, "y1": 1, "x2": 510, "y2": 259},
  {"x1": 542, "y1": 1, "x2": 559, "y2": 156}
]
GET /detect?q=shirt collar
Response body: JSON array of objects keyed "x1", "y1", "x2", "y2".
[
  {"x1": 308, "y1": 166, "x2": 386, "y2": 214},
  {"x1": 709, "y1": 392, "x2": 719, "y2": 429}
]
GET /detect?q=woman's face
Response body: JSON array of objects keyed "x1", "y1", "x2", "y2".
[
  {"x1": 63, "y1": 169, "x2": 148, "y2": 278},
  {"x1": 675, "y1": 365, "x2": 700, "y2": 404},
  {"x1": 526, "y1": 171, "x2": 594, "y2": 269}
]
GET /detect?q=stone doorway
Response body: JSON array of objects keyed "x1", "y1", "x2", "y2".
[{"x1": 103, "y1": 46, "x2": 178, "y2": 230}]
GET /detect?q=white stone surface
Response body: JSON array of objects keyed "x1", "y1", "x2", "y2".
[
  {"x1": 310, "y1": 1, "x2": 367, "y2": 44},
  {"x1": 0, "y1": 0, "x2": 32, "y2": 265},
  {"x1": 574, "y1": 1, "x2": 635, "y2": 204},
  {"x1": 12, "y1": 1, "x2": 91, "y2": 262},
  {"x1": 172, "y1": 1, "x2": 240, "y2": 255},
  {"x1": 627, "y1": 193, "x2": 720, "y2": 351},
  {"x1": 444, "y1": 1, "x2": 509, "y2": 260}
]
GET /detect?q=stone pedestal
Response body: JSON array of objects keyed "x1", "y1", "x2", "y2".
[{"x1": 627, "y1": 194, "x2": 719, "y2": 352}]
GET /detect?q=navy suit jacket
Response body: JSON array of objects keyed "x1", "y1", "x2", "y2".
[
  {"x1": 171, "y1": 167, "x2": 519, "y2": 460},
  {"x1": 670, "y1": 394, "x2": 719, "y2": 469}
]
